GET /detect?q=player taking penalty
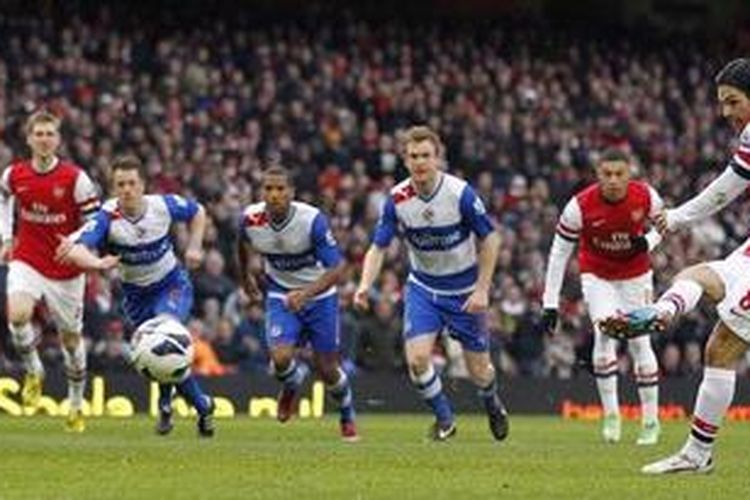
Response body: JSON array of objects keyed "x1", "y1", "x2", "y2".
[{"x1": 600, "y1": 58, "x2": 750, "y2": 474}]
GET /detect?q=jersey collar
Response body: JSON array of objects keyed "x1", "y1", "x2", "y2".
[
  {"x1": 268, "y1": 204, "x2": 296, "y2": 232},
  {"x1": 414, "y1": 172, "x2": 444, "y2": 202}
]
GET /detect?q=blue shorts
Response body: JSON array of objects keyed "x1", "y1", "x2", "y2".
[
  {"x1": 121, "y1": 268, "x2": 194, "y2": 327},
  {"x1": 403, "y1": 282, "x2": 489, "y2": 352},
  {"x1": 265, "y1": 293, "x2": 339, "y2": 353}
]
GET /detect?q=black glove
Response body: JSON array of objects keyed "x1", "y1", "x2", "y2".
[
  {"x1": 540, "y1": 308, "x2": 558, "y2": 337},
  {"x1": 630, "y1": 235, "x2": 648, "y2": 253}
]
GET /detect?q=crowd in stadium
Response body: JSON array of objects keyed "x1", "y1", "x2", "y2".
[{"x1": 1, "y1": 6, "x2": 749, "y2": 380}]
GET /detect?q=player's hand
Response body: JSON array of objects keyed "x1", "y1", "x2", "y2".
[
  {"x1": 0, "y1": 239, "x2": 12, "y2": 264},
  {"x1": 96, "y1": 254, "x2": 120, "y2": 270},
  {"x1": 629, "y1": 235, "x2": 648, "y2": 253},
  {"x1": 540, "y1": 308, "x2": 558, "y2": 337},
  {"x1": 241, "y1": 278, "x2": 263, "y2": 304},
  {"x1": 462, "y1": 288, "x2": 489, "y2": 313},
  {"x1": 184, "y1": 245, "x2": 204, "y2": 270},
  {"x1": 55, "y1": 234, "x2": 75, "y2": 263},
  {"x1": 653, "y1": 210, "x2": 670, "y2": 235},
  {"x1": 286, "y1": 289, "x2": 310, "y2": 312},
  {"x1": 353, "y1": 286, "x2": 370, "y2": 312}
]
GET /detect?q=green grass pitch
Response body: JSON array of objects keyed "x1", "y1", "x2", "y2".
[{"x1": 0, "y1": 414, "x2": 747, "y2": 499}]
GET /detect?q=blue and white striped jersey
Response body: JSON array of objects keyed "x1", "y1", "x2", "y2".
[
  {"x1": 77, "y1": 194, "x2": 199, "y2": 287},
  {"x1": 373, "y1": 173, "x2": 494, "y2": 295},
  {"x1": 240, "y1": 201, "x2": 342, "y2": 296}
]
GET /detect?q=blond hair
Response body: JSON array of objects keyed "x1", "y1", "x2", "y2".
[
  {"x1": 24, "y1": 110, "x2": 61, "y2": 136},
  {"x1": 398, "y1": 125, "x2": 445, "y2": 159}
]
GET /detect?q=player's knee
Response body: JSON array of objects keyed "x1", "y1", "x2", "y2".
[
  {"x1": 704, "y1": 335, "x2": 737, "y2": 368},
  {"x1": 60, "y1": 331, "x2": 81, "y2": 351},
  {"x1": 7, "y1": 307, "x2": 32, "y2": 328},
  {"x1": 270, "y1": 351, "x2": 294, "y2": 372},
  {"x1": 468, "y1": 360, "x2": 495, "y2": 386},
  {"x1": 407, "y1": 354, "x2": 431, "y2": 377}
]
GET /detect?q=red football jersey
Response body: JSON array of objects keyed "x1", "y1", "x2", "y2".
[
  {"x1": 558, "y1": 181, "x2": 654, "y2": 280},
  {"x1": 1, "y1": 159, "x2": 99, "y2": 280}
]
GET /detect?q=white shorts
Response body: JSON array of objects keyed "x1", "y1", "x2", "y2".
[
  {"x1": 7, "y1": 260, "x2": 85, "y2": 333},
  {"x1": 581, "y1": 271, "x2": 654, "y2": 323},
  {"x1": 707, "y1": 246, "x2": 750, "y2": 343}
]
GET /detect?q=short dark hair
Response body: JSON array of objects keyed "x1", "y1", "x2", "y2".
[
  {"x1": 262, "y1": 165, "x2": 293, "y2": 186},
  {"x1": 111, "y1": 155, "x2": 146, "y2": 179},
  {"x1": 598, "y1": 148, "x2": 630, "y2": 165},
  {"x1": 715, "y1": 59, "x2": 750, "y2": 97}
]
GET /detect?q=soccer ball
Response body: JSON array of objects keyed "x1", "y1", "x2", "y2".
[{"x1": 130, "y1": 317, "x2": 194, "y2": 384}]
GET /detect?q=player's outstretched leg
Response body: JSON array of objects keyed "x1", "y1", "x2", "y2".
[
  {"x1": 273, "y1": 358, "x2": 308, "y2": 423},
  {"x1": 10, "y1": 321, "x2": 45, "y2": 410},
  {"x1": 61, "y1": 332, "x2": 87, "y2": 433},
  {"x1": 176, "y1": 375, "x2": 215, "y2": 438},
  {"x1": 155, "y1": 384, "x2": 175, "y2": 435}
]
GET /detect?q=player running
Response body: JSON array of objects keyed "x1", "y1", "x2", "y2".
[
  {"x1": 354, "y1": 125, "x2": 508, "y2": 442},
  {"x1": 238, "y1": 165, "x2": 358, "y2": 442},
  {"x1": 600, "y1": 58, "x2": 750, "y2": 474},
  {"x1": 57, "y1": 155, "x2": 215, "y2": 437},
  {"x1": 541, "y1": 149, "x2": 664, "y2": 445},
  {"x1": 0, "y1": 110, "x2": 100, "y2": 432}
]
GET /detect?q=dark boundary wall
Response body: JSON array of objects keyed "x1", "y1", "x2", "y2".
[{"x1": 3, "y1": 371, "x2": 750, "y2": 421}]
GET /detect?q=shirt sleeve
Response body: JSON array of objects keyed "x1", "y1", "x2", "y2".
[
  {"x1": 75, "y1": 210, "x2": 111, "y2": 249},
  {"x1": 459, "y1": 185, "x2": 494, "y2": 238},
  {"x1": 163, "y1": 194, "x2": 199, "y2": 222},
  {"x1": 555, "y1": 198, "x2": 582, "y2": 242},
  {"x1": 647, "y1": 185, "x2": 665, "y2": 218},
  {"x1": 73, "y1": 171, "x2": 101, "y2": 220},
  {"x1": 666, "y1": 166, "x2": 750, "y2": 229},
  {"x1": 311, "y1": 212, "x2": 342, "y2": 268},
  {"x1": 0, "y1": 167, "x2": 14, "y2": 242},
  {"x1": 542, "y1": 233, "x2": 577, "y2": 309},
  {"x1": 372, "y1": 196, "x2": 398, "y2": 248}
]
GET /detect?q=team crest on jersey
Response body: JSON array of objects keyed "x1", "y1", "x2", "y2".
[
  {"x1": 53, "y1": 186, "x2": 65, "y2": 199},
  {"x1": 631, "y1": 209, "x2": 644, "y2": 223},
  {"x1": 421, "y1": 207, "x2": 435, "y2": 222},
  {"x1": 274, "y1": 237, "x2": 285, "y2": 251},
  {"x1": 135, "y1": 226, "x2": 147, "y2": 239},
  {"x1": 269, "y1": 324, "x2": 283, "y2": 338}
]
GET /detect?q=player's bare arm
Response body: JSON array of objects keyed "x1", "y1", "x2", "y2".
[
  {"x1": 184, "y1": 203, "x2": 207, "y2": 270},
  {"x1": 56, "y1": 239, "x2": 119, "y2": 271},
  {"x1": 287, "y1": 261, "x2": 346, "y2": 313},
  {"x1": 237, "y1": 238, "x2": 262, "y2": 303},
  {"x1": 463, "y1": 230, "x2": 501, "y2": 313},
  {"x1": 354, "y1": 244, "x2": 385, "y2": 311}
]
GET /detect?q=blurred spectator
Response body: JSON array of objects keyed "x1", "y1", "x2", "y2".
[
  {"x1": 188, "y1": 318, "x2": 229, "y2": 377},
  {"x1": 89, "y1": 318, "x2": 131, "y2": 373}
]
